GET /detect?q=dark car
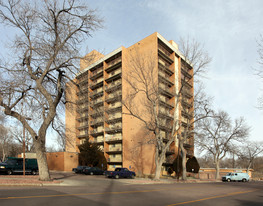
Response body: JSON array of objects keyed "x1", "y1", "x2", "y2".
[
  {"x1": 72, "y1": 166, "x2": 88, "y2": 174},
  {"x1": 83, "y1": 167, "x2": 104, "y2": 175},
  {"x1": 105, "y1": 168, "x2": 136, "y2": 179},
  {"x1": 0, "y1": 157, "x2": 38, "y2": 175}
]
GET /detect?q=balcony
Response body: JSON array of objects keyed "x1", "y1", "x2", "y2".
[
  {"x1": 90, "y1": 99, "x2": 103, "y2": 108},
  {"x1": 78, "y1": 77, "x2": 89, "y2": 85},
  {"x1": 77, "y1": 133, "x2": 88, "y2": 139},
  {"x1": 181, "y1": 79, "x2": 193, "y2": 89},
  {"x1": 105, "y1": 82, "x2": 122, "y2": 93},
  {"x1": 90, "y1": 80, "x2": 103, "y2": 90},
  {"x1": 90, "y1": 69, "x2": 103, "y2": 81},
  {"x1": 107, "y1": 158, "x2": 122, "y2": 165},
  {"x1": 105, "y1": 136, "x2": 122, "y2": 144},
  {"x1": 76, "y1": 113, "x2": 89, "y2": 122},
  {"x1": 159, "y1": 123, "x2": 172, "y2": 132},
  {"x1": 158, "y1": 74, "x2": 174, "y2": 87},
  {"x1": 105, "y1": 125, "x2": 122, "y2": 134},
  {"x1": 106, "y1": 115, "x2": 122, "y2": 123},
  {"x1": 105, "y1": 92, "x2": 122, "y2": 103},
  {"x1": 106, "y1": 106, "x2": 122, "y2": 114},
  {"x1": 77, "y1": 106, "x2": 89, "y2": 113},
  {"x1": 90, "y1": 119, "x2": 104, "y2": 127},
  {"x1": 90, "y1": 130, "x2": 104, "y2": 137},
  {"x1": 159, "y1": 111, "x2": 174, "y2": 120},
  {"x1": 159, "y1": 87, "x2": 175, "y2": 98},
  {"x1": 181, "y1": 111, "x2": 193, "y2": 120},
  {"x1": 105, "y1": 59, "x2": 122, "y2": 73},
  {"x1": 181, "y1": 89, "x2": 193, "y2": 99},
  {"x1": 106, "y1": 147, "x2": 122, "y2": 154},
  {"x1": 158, "y1": 49, "x2": 173, "y2": 65},
  {"x1": 89, "y1": 90, "x2": 103, "y2": 99},
  {"x1": 105, "y1": 72, "x2": 122, "y2": 83},
  {"x1": 90, "y1": 110, "x2": 104, "y2": 118},
  {"x1": 181, "y1": 100, "x2": 192, "y2": 109},
  {"x1": 159, "y1": 99, "x2": 174, "y2": 109},
  {"x1": 181, "y1": 67, "x2": 193, "y2": 80},
  {"x1": 158, "y1": 62, "x2": 174, "y2": 76},
  {"x1": 90, "y1": 138, "x2": 104, "y2": 145},
  {"x1": 77, "y1": 123, "x2": 89, "y2": 130}
]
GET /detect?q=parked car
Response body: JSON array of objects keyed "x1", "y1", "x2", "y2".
[
  {"x1": 222, "y1": 172, "x2": 250, "y2": 182},
  {"x1": 0, "y1": 157, "x2": 38, "y2": 175},
  {"x1": 105, "y1": 167, "x2": 136, "y2": 179},
  {"x1": 83, "y1": 167, "x2": 104, "y2": 175},
  {"x1": 72, "y1": 166, "x2": 89, "y2": 174}
]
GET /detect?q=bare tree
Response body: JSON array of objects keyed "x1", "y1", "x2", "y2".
[
  {"x1": 123, "y1": 37, "x2": 211, "y2": 180},
  {"x1": 0, "y1": 0, "x2": 103, "y2": 180},
  {"x1": 195, "y1": 110, "x2": 249, "y2": 180},
  {"x1": 237, "y1": 141, "x2": 263, "y2": 173}
]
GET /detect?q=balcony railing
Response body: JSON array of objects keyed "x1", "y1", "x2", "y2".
[
  {"x1": 158, "y1": 74, "x2": 174, "y2": 87},
  {"x1": 105, "y1": 106, "x2": 122, "y2": 114},
  {"x1": 181, "y1": 67, "x2": 193, "y2": 80},
  {"x1": 159, "y1": 87, "x2": 175, "y2": 98},
  {"x1": 158, "y1": 62, "x2": 174, "y2": 76},
  {"x1": 181, "y1": 89, "x2": 193, "y2": 99},
  {"x1": 90, "y1": 80, "x2": 103, "y2": 90},
  {"x1": 105, "y1": 92, "x2": 122, "y2": 103},
  {"x1": 106, "y1": 147, "x2": 122, "y2": 154},
  {"x1": 159, "y1": 111, "x2": 174, "y2": 120},
  {"x1": 181, "y1": 79, "x2": 193, "y2": 89},
  {"x1": 90, "y1": 69, "x2": 103, "y2": 81},
  {"x1": 158, "y1": 49, "x2": 174, "y2": 65},
  {"x1": 89, "y1": 90, "x2": 103, "y2": 99},
  {"x1": 105, "y1": 136, "x2": 122, "y2": 144},
  {"x1": 105, "y1": 125, "x2": 122, "y2": 134},
  {"x1": 181, "y1": 100, "x2": 193, "y2": 109},
  {"x1": 90, "y1": 99, "x2": 103, "y2": 107},
  {"x1": 159, "y1": 99, "x2": 174, "y2": 109},
  {"x1": 105, "y1": 58, "x2": 122, "y2": 72},
  {"x1": 90, "y1": 130, "x2": 104, "y2": 137},
  {"x1": 105, "y1": 82, "x2": 122, "y2": 93}
]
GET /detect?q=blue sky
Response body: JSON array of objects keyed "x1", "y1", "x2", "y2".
[
  {"x1": 83, "y1": 0, "x2": 263, "y2": 142},
  {"x1": 1, "y1": 0, "x2": 263, "y2": 146}
]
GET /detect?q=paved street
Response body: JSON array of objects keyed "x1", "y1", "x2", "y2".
[{"x1": 0, "y1": 173, "x2": 262, "y2": 206}]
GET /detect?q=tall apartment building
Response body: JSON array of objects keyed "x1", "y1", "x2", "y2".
[{"x1": 65, "y1": 32, "x2": 194, "y2": 176}]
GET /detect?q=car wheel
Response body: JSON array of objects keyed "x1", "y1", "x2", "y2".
[
  {"x1": 131, "y1": 174, "x2": 135, "y2": 179},
  {"x1": 115, "y1": 174, "x2": 119, "y2": 179},
  {"x1": 7, "y1": 170, "x2": 12, "y2": 175},
  {"x1": 242, "y1": 178, "x2": 246, "y2": 182},
  {"x1": 227, "y1": 178, "x2": 231, "y2": 182},
  {"x1": 90, "y1": 172, "x2": 94, "y2": 175}
]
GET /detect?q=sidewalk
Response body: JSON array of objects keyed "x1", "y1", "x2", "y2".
[
  {"x1": 0, "y1": 174, "x2": 62, "y2": 186},
  {"x1": 0, "y1": 172, "x2": 219, "y2": 186}
]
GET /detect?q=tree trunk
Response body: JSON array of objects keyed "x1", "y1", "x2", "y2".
[
  {"x1": 154, "y1": 149, "x2": 165, "y2": 180},
  {"x1": 179, "y1": 140, "x2": 187, "y2": 180},
  {"x1": 215, "y1": 160, "x2": 220, "y2": 180},
  {"x1": 34, "y1": 139, "x2": 51, "y2": 181}
]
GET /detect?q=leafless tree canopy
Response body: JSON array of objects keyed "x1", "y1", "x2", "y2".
[
  {"x1": 237, "y1": 141, "x2": 263, "y2": 172},
  {"x1": 0, "y1": 0, "x2": 103, "y2": 180},
  {"x1": 179, "y1": 37, "x2": 212, "y2": 79},
  {"x1": 195, "y1": 110, "x2": 249, "y2": 179}
]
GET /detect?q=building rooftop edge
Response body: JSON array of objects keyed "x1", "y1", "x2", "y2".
[
  {"x1": 77, "y1": 32, "x2": 193, "y2": 77},
  {"x1": 77, "y1": 47, "x2": 123, "y2": 77}
]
